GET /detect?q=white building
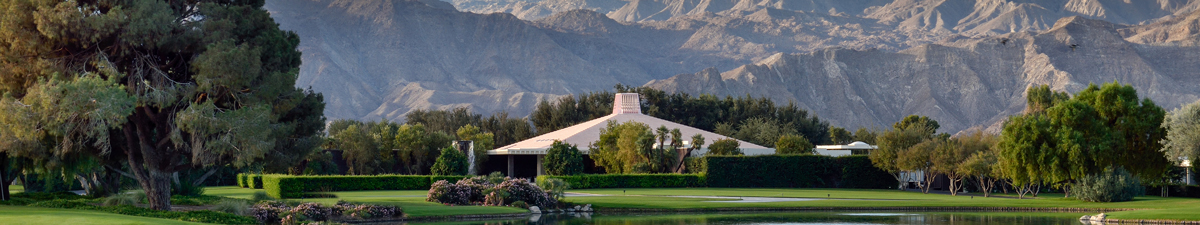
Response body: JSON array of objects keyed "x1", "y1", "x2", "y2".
[
  {"x1": 486, "y1": 93, "x2": 772, "y2": 177},
  {"x1": 813, "y1": 141, "x2": 876, "y2": 157}
]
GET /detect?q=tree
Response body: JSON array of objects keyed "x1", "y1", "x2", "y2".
[
  {"x1": 1162, "y1": 99, "x2": 1200, "y2": 170},
  {"x1": 456, "y1": 125, "x2": 494, "y2": 175},
  {"x1": 1074, "y1": 83, "x2": 1170, "y2": 180},
  {"x1": 854, "y1": 128, "x2": 879, "y2": 145},
  {"x1": 394, "y1": 124, "x2": 452, "y2": 175},
  {"x1": 543, "y1": 141, "x2": 584, "y2": 176},
  {"x1": 589, "y1": 121, "x2": 653, "y2": 174},
  {"x1": 334, "y1": 125, "x2": 379, "y2": 175},
  {"x1": 871, "y1": 122, "x2": 936, "y2": 190},
  {"x1": 894, "y1": 115, "x2": 940, "y2": 133},
  {"x1": 707, "y1": 139, "x2": 743, "y2": 156},
  {"x1": 960, "y1": 145, "x2": 1000, "y2": 197},
  {"x1": 0, "y1": 0, "x2": 316, "y2": 210},
  {"x1": 932, "y1": 132, "x2": 994, "y2": 196},
  {"x1": 899, "y1": 138, "x2": 940, "y2": 194},
  {"x1": 431, "y1": 147, "x2": 468, "y2": 176},
  {"x1": 675, "y1": 134, "x2": 706, "y2": 173},
  {"x1": 776, "y1": 134, "x2": 814, "y2": 154},
  {"x1": 829, "y1": 127, "x2": 854, "y2": 145}
]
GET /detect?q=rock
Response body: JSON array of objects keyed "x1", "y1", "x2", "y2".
[
  {"x1": 582, "y1": 204, "x2": 592, "y2": 212},
  {"x1": 574, "y1": 205, "x2": 582, "y2": 211},
  {"x1": 1095, "y1": 213, "x2": 1106, "y2": 221},
  {"x1": 529, "y1": 206, "x2": 541, "y2": 214},
  {"x1": 1079, "y1": 215, "x2": 1091, "y2": 221},
  {"x1": 567, "y1": 207, "x2": 576, "y2": 212}
]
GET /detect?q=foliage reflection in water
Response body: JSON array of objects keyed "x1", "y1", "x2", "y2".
[{"x1": 403, "y1": 211, "x2": 1091, "y2": 225}]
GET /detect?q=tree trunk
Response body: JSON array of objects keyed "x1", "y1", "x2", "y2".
[
  {"x1": 144, "y1": 170, "x2": 173, "y2": 211},
  {"x1": 1, "y1": 152, "x2": 9, "y2": 201}
]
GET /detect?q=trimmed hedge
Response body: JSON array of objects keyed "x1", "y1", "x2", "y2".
[
  {"x1": 250, "y1": 174, "x2": 264, "y2": 189},
  {"x1": 536, "y1": 174, "x2": 706, "y2": 189},
  {"x1": 259, "y1": 174, "x2": 473, "y2": 199},
  {"x1": 706, "y1": 155, "x2": 893, "y2": 189},
  {"x1": 237, "y1": 173, "x2": 247, "y2": 188}
]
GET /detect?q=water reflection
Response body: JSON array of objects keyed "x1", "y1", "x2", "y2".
[{"x1": 401, "y1": 211, "x2": 1089, "y2": 225}]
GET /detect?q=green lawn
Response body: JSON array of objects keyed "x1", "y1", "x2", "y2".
[
  {"x1": 8, "y1": 184, "x2": 21, "y2": 194},
  {"x1": 205, "y1": 186, "x2": 1200, "y2": 221},
  {"x1": 565, "y1": 188, "x2": 1200, "y2": 221},
  {"x1": 206, "y1": 186, "x2": 528, "y2": 217},
  {"x1": 0, "y1": 205, "x2": 203, "y2": 225}
]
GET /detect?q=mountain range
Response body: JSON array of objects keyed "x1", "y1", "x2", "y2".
[{"x1": 264, "y1": 0, "x2": 1200, "y2": 134}]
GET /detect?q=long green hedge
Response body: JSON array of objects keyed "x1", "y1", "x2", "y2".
[
  {"x1": 257, "y1": 174, "x2": 470, "y2": 199},
  {"x1": 537, "y1": 174, "x2": 706, "y2": 189},
  {"x1": 705, "y1": 155, "x2": 893, "y2": 189}
]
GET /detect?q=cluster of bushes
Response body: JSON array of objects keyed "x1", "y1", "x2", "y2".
[
  {"x1": 536, "y1": 174, "x2": 706, "y2": 189},
  {"x1": 427, "y1": 174, "x2": 558, "y2": 209},
  {"x1": 256, "y1": 174, "x2": 469, "y2": 198},
  {"x1": 1072, "y1": 167, "x2": 1145, "y2": 202},
  {"x1": 706, "y1": 155, "x2": 893, "y2": 189},
  {"x1": 251, "y1": 200, "x2": 401, "y2": 224}
]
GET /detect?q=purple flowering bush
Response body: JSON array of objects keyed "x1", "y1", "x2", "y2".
[
  {"x1": 251, "y1": 201, "x2": 401, "y2": 224},
  {"x1": 425, "y1": 175, "x2": 558, "y2": 208}
]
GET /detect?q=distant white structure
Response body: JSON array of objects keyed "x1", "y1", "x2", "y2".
[
  {"x1": 487, "y1": 93, "x2": 772, "y2": 176},
  {"x1": 813, "y1": 141, "x2": 877, "y2": 157}
]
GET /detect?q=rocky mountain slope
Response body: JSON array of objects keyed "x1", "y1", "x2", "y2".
[
  {"x1": 647, "y1": 15, "x2": 1200, "y2": 133},
  {"x1": 265, "y1": 0, "x2": 1200, "y2": 134}
]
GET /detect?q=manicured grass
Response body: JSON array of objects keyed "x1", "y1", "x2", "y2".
[
  {"x1": 0, "y1": 205, "x2": 203, "y2": 225},
  {"x1": 205, "y1": 186, "x2": 528, "y2": 217},
  {"x1": 566, "y1": 188, "x2": 1200, "y2": 221},
  {"x1": 8, "y1": 185, "x2": 22, "y2": 194}
]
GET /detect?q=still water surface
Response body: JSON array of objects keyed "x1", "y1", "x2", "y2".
[{"x1": 409, "y1": 211, "x2": 1093, "y2": 225}]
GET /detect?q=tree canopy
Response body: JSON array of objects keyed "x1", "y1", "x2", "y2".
[
  {"x1": 1162, "y1": 99, "x2": 1200, "y2": 167},
  {"x1": 0, "y1": 0, "x2": 321, "y2": 210}
]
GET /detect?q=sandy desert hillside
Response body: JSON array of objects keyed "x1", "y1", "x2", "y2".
[{"x1": 266, "y1": 0, "x2": 1200, "y2": 133}]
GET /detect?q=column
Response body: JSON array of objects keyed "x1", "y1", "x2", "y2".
[{"x1": 507, "y1": 155, "x2": 514, "y2": 177}]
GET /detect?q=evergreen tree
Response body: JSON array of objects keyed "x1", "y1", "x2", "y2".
[
  {"x1": 0, "y1": 0, "x2": 318, "y2": 210},
  {"x1": 431, "y1": 147, "x2": 468, "y2": 176}
]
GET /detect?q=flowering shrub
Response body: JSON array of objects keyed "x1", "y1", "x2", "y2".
[
  {"x1": 426, "y1": 180, "x2": 471, "y2": 205},
  {"x1": 425, "y1": 175, "x2": 558, "y2": 208},
  {"x1": 335, "y1": 202, "x2": 400, "y2": 219},
  {"x1": 251, "y1": 201, "x2": 401, "y2": 224},
  {"x1": 496, "y1": 178, "x2": 557, "y2": 208}
]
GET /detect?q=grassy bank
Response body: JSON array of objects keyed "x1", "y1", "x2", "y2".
[
  {"x1": 565, "y1": 188, "x2": 1200, "y2": 221},
  {"x1": 0, "y1": 205, "x2": 203, "y2": 225},
  {"x1": 207, "y1": 186, "x2": 1200, "y2": 221},
  {"x1": 207, "y1": 186, "x2": 528, "y2": 217},
  {"x1": 8, "y1": 184, "x2": 21, "y2": 194}
]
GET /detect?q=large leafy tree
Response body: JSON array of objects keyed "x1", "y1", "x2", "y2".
[
  {"x1": 1074, "y1": 83, "x2": 1170, "y2": 179},
  {"x1": 1162, "y1": 99, "x2": 1200, "y2": 168},
  {"x1": 0, "y1": 0, "x2": 319, "y2": 210},
  {"x1": 870, "y1": 118, "x2": 937, "y2": 190},
  {"x1": 543, "y1": 140, "x2": 584, "y2": 176}
]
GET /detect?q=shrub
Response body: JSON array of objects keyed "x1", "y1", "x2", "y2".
[
  {"x1": 251, "y1": 191, "x2": 275, "y2": 202},
  {"x1": 1074, "y1": 167, "x2": 1145, "y2": 202},
  {"x1": 237, "y1": 173, "x2": 248, "y2": 188},
  {"x1": 213, "y1": 199, "x2": 251, "y2": 216},
  {"x1": 706, "y1": 155, "x2": 838, "y2": 188},
  {"x1": 431, "y1": 146, "x2": 469, "y2": 176},
  {"x1": 336, "y1": 203, "x2": 401, "y2": 219},
  {"x1": 536, "y1": 178, "x2": 569, "y2": 200},
  {"x1": 103, "y1": 191, "x2": 144, "y2": 206},
  {"x1": 707, "y1": 139, "x2": 742, "y2": 156},
  {"x1": 426, "y1": 180, "x2": 471, "y2": 205},
  {"x1": 262, "y1": 174, "x2": 432, "y2": 199},
  {"x1": 495, "y1": 178, "x2": 557, "y2": 209},
  {"x1": 248, "y1": 174, "x2": 264, "y2": 189},
  {"x1": 837, "y1": 156, "x2": 895, "y2": 189},
  {"x1": 538, "y1": 174, "x2": 706, "y2": 189},
  {"x1": 510, "y1": 200, "x2": 528, "y2": 209},
  {"x1": 426, "y1": 175, "x2": 559, "y2": 208},
  {"x1": 684, "y1": 157, "x2": 707, "y2": 174},
  {"x1": 775, "y1": 134, "x2": 814, "y2": 154},
  {"x1": 543, "y1": 140, "x2": 584, "y2": 176},
  {"x1": 291, "y1": 202, "x2": 333, "y2": 221}
]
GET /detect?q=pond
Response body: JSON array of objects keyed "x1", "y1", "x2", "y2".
[{"x1": 405, "y1": 211, "x2": 1094, "y2": 225}]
